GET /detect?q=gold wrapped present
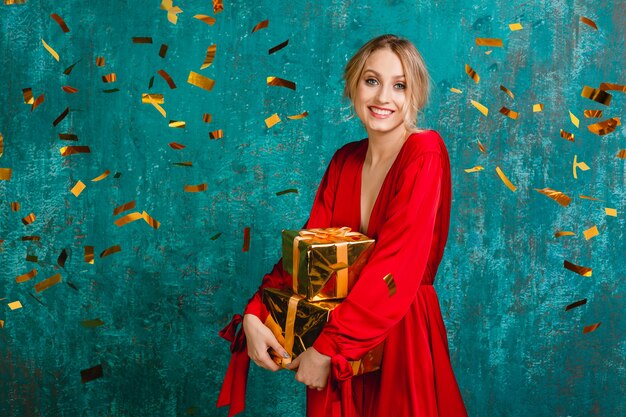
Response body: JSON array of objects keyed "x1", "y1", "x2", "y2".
[
  {"x1": 262, "y1": 287, "x2": 383, "y2": 376},
  {"x1": 282, "y1": 227, "x2": 375, "y2": 301}
]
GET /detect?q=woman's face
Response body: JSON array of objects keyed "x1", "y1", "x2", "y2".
[{"x1": 353, "y1": 48, "x2": 407, "y2": 137}]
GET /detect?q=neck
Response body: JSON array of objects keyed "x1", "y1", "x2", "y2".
[{"x1": 365, "y1": 125, "x2": 413, "y2": 165}]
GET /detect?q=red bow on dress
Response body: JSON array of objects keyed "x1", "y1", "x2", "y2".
[{"x1": 216, "y1": 314, "x2": 250, "y2": 417}]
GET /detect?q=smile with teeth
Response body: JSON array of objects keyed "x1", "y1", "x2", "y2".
[{"x1": 369, "y1": 106, "x2": 394, "y2": 116}]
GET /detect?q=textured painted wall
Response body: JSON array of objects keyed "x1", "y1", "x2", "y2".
[{"x1": 1, "y1": 0, "x2": 624, "y2": 416}]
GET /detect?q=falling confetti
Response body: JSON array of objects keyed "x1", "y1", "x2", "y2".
[
  {"x1": 565, "y1": 299, "x2": 587, "y2": 311},
  {"x1": 583, "y1": 225, "x2": 599, "y2": 240},
  {"x1": 251, "y1": 19, "x2": 269, "y2": 33},
  {"x1": 564, "y1": 260, "x2": 592, "y2": 277},
  {"x1": 569, "y1": 111, "x2": 580, "y2": 128},
  {"x1": 70, "y1": 180, "x2": 86, "y2": 197},
  {"x1": 572, "y1": 155, "x2": 590, "y2": 179},
  {"x1": 605, "y1": 208, "x2": 617, "y2": 217},
  {"x1": 267, "y1": 76, "x2": 296, "y2": 90},
  {"x1": 184, "y1": 184, "x2": 207, "y2": 192},
  {"x1": 495, "y1": 166, "x2": 516, "y2": 192},
  {"x1": 242, "y1": 227, "x2": 251, "y2": 252},
  {"x1": 509, "y1": 23, "x2": 523, "y2": 31},
  {"x1": 265, "y1": 113, "x2": 281, "y2": 128},
  {"x1": 499, "y1": 107, "x2": 519, "y2": 119},
  {"x1": 34, "y1": 273, "x2": 62, "y2": 293},
  {"x1": 475, "y1": 38, "x2": 502, "y2": 47},
  {"x1": 276, "y1": 188, "x2": 298, "y2": 196},
  {"x1": 194, "y1": 15, "x2": 216, "y2": 26},
  {"x1": 582, "y1": 322, "x2": 601, "y2": 334},
  {"x1": 42, "y1": 39, "x2": 60, "y2": 61},
  {"x1": 81, "y1": 364, "x2": 103, "y2": 383},
  {"x1": 465, "y1": 64, "x2": 480, "y2": 83},
  {"x1": 269, "y1": 39, "x2": 289, "y2": 54},
  {"x1": 534, "y1": 188, "x2": 571, "y2": 206},
  {"x1": 588, "y1": 118, "x2": 620, "y2": 136},
  {"x1": 580, "y1": 16, "x2": 598, "y2": 30},
  {"x1": 187, "y1": 71, "x2": 215, "y2": 91},
  {"x1": 201, "y1": 44, "x2": 217, "y2": 69},
  {"x1": 50, "y1": 13, "x2": 70, "y2": 32},
  {"x1": 382, "y1": 273, "x2": 397, "y2": 297},
  {"x1": 470, "y1": 100, "x2": 488, "y2": 116}
]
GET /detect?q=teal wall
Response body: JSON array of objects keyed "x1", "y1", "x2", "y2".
[{"x1": 1, "y1": 0, "x2": 624, "y2": 416}]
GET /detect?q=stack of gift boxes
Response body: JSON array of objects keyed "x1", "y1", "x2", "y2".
[{"x1": 262, "y1": 227, "x2": 384, "y2": 376}]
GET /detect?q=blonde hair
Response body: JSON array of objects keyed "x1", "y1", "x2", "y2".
[{"x1": 343, "y1": 34, "x2": 430, "y2": 129}]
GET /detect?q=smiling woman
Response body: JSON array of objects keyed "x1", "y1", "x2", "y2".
[{"x1": 218, "y1": 34, "x2": 468, "y2": 417}]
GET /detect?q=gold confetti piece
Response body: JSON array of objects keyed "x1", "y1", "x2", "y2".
[
  {"x1": 555, "y1": 231, "x2": 575, "y2": 238},
  {"x1": 103, "y1": 88, "x2": 119, "y2": 94},
  {"x1": 382, "y1": 273, "x2": 397, "y2": 297},
  {"x1": 84, "y1": 246, "x2": 94, "y2": 264},
  {"x1": 194, "y1": 14, "x2": 217, "y2": 25},
  {"x1": 31, "y1": 94, "x2": 45, "y2": 111},
  {"x1": 565, "y1": 299, "x2": 587, "y2": 311},
  {"x1": 584, "y1": 110, "x2": 602, "y2": 118},
  {"x1": 145, "y1": 96, "x2": 166, "y2": 118},
  {"x1": 169, "y1": 142, "x2": 185, "y2": 150},
  {"x1": 58, "y1": 249, "x2": 68, "y2": 267},
  {"x1": 213, "y1": 0, "x2": 223, "y2": 14},
  {"x1": 242, "y1": 227, "x2": 251, "y2": 252},
  {"x1": 22, "y1": 88, "x2": 34, "y2": 104},
  {"x1": 477, "y1": 140, "x2": 486, "y2": 153},
  {"x1": 269, "y1": 39, "x2": 289, "y2": 54},
  {"x1": 499, "y1": 107, "x2": 519, "y2": 119},
  {"x1": 203, "y1": 114, "x2": 212, "y2": 123},
  {"x1": 187, "y1": 71, "x2": 215, "y2": 91},
  {"x1": 210, "y1": 232, "x2": 222, "y2": 240},
  {"x1": 102, "y1": 73, "x2": 117, "y2": 83},
  {"x1": 276, "y1": 188, "x2": 298, "y2": 196},
  {"x1": 26, "y1": 254, "x2": 38, "y2": 263},
  {"x1": 60, "y1": 146, "x2": 91, "y2": 156},
  {"x1": 158, "y1": 69, "x2": 177, "y2": 89},
  {"x1": 580, "y1": 16, "x2": 598, "y2": 30},
  {"x1": 50, "y1": 13, "x2": 70, "y2": 33},
  {"x1": 100, "y1": 245, "x2": 121, "y2": 258},
  {"x1": 509, "y1": 22, "x2": 523, "y2": 31},
  {"x1": 21, "y1": 236, "x2": 40, "y2": 241},
  {"x1": 499, "y1": 85, "x2": 514, "y2": 99},
  {"x1": 4, "y1": 0, "x2": 28, "y2": 4},
  {"x1": 476, "y1": 38, "x2": 503, "y2": 47},
  {"x1": 59, "y1": 133, "x2": 77, "y2": 141},
  {"x1": 617, "y1": 150, "x2": 626, "y2": 159},
  {"x1": 569, "y1": 110, "x2": 579, "y2": 128},
  {"x1": 81, "y1": 364, "x2": 103, "y2": 383},
  {"x1": 572, "y1": 155, "x2": 590, "y2": 179},
  {"x1": 201, "y1": 44, "x2": 216, "y2": 69},
  {"x1": 581, "y1": 86, "x2": 611, "y2": 105},
  {"x1": 53, "y1": 107, "x2": 69, "y2": 126},
  {"x1": 287, "y1": 111, "x2": 309, "y2": 120},
  {"x1": 34, "y1": 273, "x2": 62, "y2": 293},
  {"x1": 70, "y1": 180, "x2": 86, "y2": 197},
  {"x1": 583, "y1": 225, "x2": 599, "y2": 240},
  {"x1": 599, "y1": 82, "x2": 626, "y2": 92},
  {"x1": 132, "y1": 37, "x2": 153, "y2": 43},
  {"x1": 184, "y1": 183, "x2": 207, "y2": 192},
  {"x1": 95, "y1": 56, "x2": 105, "y2": 67},
  {"x1": 450, "y1": 88, "x2": 462, "y2": 94},
  {"x1": 583, "y1": 322, "x2": 601, "y2": 334},
  {"x1": 209, "y1": 129, "x2": 223, "y2": 139},
  {"x1": 63, "y1": 61, "x2": 78, "y2": 75},
  {"x1": 564, "y1": 260, "x2": 592, "y2": 277},
  {"x1": 0, "y1": 320, "x2": 3, "y2": 328},
  {"x1": 113, "y1": 200, "x2": 136, "y2": 216},
  {"x1": 91, "y1": 170, "x2": 110, "y2": 182},
  {"x1": 160, "y1": 0, "x2": 183, "y2": 24},
  {"x1": 605, "y1": 208, "x2": 617, "y2": 216},
  {"x1": 11, "y1": 202, "x2": 20, "y2": 211},
  {"x1": 495, "y1": 166, "x2": 516, "y2": 192},
  {"x1": 141, "y1": 94, "x2": 164, "y2": 104},
  {"x1": 265, "y1": 113, "x2": 281, "y2": 128},
  {"x1": 534, "y1": 188, "x2": 571, "y2": 206},
  {"x1": 579, "y1": 195, "x2": 603, "y2": 201},
  {"x1": 81, "y1": 318, "x2": 105, "y2": 328},
  {"x1": 533, "y1": 103, "x2": 544, "y2": 112},
  {"x1": 114, "y1": 212, "x2": 143, "y2": 227},
  {"x1": 465, "y1": 64, "x2": 479, "y2": 83},
  {"x1": 251, "y1": 19, "x2": 269, "y2": 33},
  {"x1": 470, "y1": 100, "x2": 488, "y2": 116},
  {"x1": 560, "y1": 129, "x2": 575, "y2": 141},
  {"x1": 148, "y1": 76, "x2": 155, "y2": 89},
  {"x1": 588, "y1": 117, "x2": 620, "y2": 136},
  {"x1": 485, "y1": 50, "x2": 492, "y2": 55},
  {"x1": 169, "y1": 120, "x2": 186, "y2": 128},
  {"x1": 16, "y1": 269, "x2": 38, "y2": 283},
  {"x1": 267, "y1": 76, "x2": 296, "y2": 90},
  {"x1": 142, "y1": 211, "x2": 160, "y2": 230},
  {"x1": 62, "y1": 86, "x2": 78, "y2": 94},
  {"x1": 173, "y1": 162, "x2": 193, "y2": 167},
  {"x1": 0, "y1": 168, "x2": 12, "y2": 181},
  {"x1": 42, "y1": 39, "x2": 60, "y2": 61},
  {"x1": 159, "y1": 44, "x2": 168, "y2": 58},
  {"x1": 8, "y1": 301, "x2": 23, "y2": 310},
  {"x1": 464, "y1": 166, "x2": 484, "y2": 173},
  {"x1": 22, "y1": 213, "x2": 36, "y2": 225}
]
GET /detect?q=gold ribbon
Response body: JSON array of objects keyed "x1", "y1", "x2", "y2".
[
  {"x1": 292, "y1": 227, "x2": 358, "y2": 298},
  {"x1": 283, "y1": 294, "x2": 304, "y2": 366}
]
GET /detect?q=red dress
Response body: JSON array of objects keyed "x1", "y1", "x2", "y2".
[{"x1": 218, "y1": 130, "x2": 468, "y2": 417}]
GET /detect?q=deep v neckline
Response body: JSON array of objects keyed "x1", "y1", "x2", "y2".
[{"x1": 357, "y1": 132, "x2": 419, "y2": 236}]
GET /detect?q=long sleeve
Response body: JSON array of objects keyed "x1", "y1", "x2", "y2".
[{"x1": 313, "y1": 151, "x2": 445, "y2": 360}]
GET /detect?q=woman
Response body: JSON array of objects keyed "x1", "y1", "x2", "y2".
[{"x1": 218, "y1": 34, "x2": 468, "y2": 417}]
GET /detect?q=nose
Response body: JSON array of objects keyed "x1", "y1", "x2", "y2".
[{"x1": 375, "y1": 84, "x2": 391, "y2": 104}]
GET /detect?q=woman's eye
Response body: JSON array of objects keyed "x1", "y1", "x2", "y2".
[
  {"x1": 365, "y1": 78, "x2": 378, "y2": 85},
  {"x1": 395, "y1": 83, "x2": 406, "y2": 90}
]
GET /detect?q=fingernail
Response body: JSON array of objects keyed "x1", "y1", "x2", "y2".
[{"x1": 282, "y1": 352, "x2": 290, "y2": 358}]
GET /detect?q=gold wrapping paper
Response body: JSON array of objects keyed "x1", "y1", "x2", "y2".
[
  {"x1": 262, "y1": 288, "x2": 383, "y2": 376},
  {"x1": 282, "y1": 228, "x2": 375, "y2": 301}
]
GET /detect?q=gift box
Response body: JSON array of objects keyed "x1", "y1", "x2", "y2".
[
  {"x1": 262, "y1": 287, "x2": 383, "y2": 376},
  {"x1": 282, "y1": 227, "x2": 375, "y2": 301}
]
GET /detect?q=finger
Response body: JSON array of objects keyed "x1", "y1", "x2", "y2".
[
  {"x1": 268, "y1": 338, "x2": 289, "y2": 360},
  {"x1": 289, "y1": 354, "x2": 301, "y2": 370},
  {"x1": 257, "y1": 351, "x2": 281, "y2": 372}
]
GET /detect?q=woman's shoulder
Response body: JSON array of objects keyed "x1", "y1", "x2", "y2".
[
  {"x1": 404, "y1": 129, "x2": 447, "y2": 158},
  {"x1": 332, "y1": 138, "x2": 368, "y2": 161}
]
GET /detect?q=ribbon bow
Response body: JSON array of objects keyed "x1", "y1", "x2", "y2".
[
  {"x1": 217, "y1": 315, "x2": 250, "y2": 416},
  {"x1": 297, "y1": 227, "x2": 360, "y2": 244},
  {"x1": 330, "y1": 355, "x2": 358, "y2": 417}
]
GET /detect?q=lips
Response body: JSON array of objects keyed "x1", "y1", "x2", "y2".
[{"x1": 368, "y1": 106, "x2": 394, "y2": 118}]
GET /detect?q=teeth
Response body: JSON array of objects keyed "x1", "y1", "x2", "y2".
[{"x1": 370, "y1": 107, "x2": 392, "y2": 115}]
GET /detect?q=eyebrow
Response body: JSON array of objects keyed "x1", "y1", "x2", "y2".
[{"x1": 363, "y1": 69, "x2": 405, "y2": 79}]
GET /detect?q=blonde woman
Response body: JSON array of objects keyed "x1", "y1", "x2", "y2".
[{"x1": 219, "y1": 34, "x2": 468, "y2": 417}]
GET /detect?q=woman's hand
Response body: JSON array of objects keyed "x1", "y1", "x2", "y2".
[
  {"x1": 243, "y1": 314, "x2": 289, "y2": 371},
  {"x1": 288, "y1": 347, "x2": 331, "y2": 390}
]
